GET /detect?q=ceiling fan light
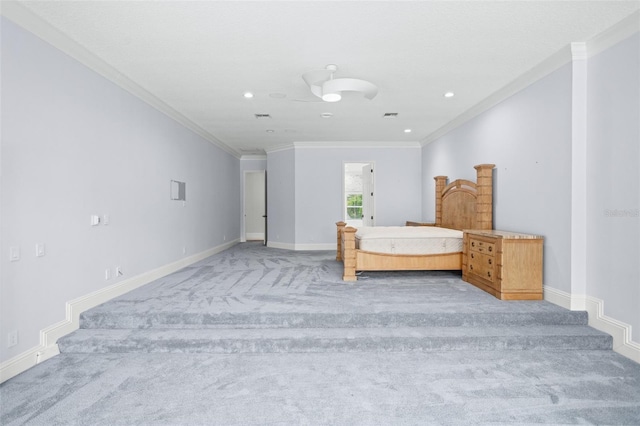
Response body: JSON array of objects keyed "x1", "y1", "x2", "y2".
[
  {"x1": 323, "y1": 77, "x2": 377, "y2": 100},
  {"x1": 322, "y1": 92, "x2": 342, "y2": 102},
  {"x1": 302, "y1": 65, "x2": 377, "y2": 102}
]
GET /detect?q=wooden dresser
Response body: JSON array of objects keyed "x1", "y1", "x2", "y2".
[{"x1": 462, "y1": 230, "x2": 543, "y2": 300}]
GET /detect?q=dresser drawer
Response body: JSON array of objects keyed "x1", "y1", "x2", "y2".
[
  {"x1": 468, "y1": 237, "x2": 496, "y2": 256},
  {"x1": 468, "y1": 252, "x2": 496, "y2": 286}
]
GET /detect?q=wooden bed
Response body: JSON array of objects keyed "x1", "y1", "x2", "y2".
[{"x1": 336, "y1": 164, "x2": 495, "y2": 281}]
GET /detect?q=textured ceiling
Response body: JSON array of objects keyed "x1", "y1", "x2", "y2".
[{"x1": 9, "y1": 1, "x2": 640, "y2": 156}]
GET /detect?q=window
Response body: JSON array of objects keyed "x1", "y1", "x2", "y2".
[{"x1": 346, "y1": 194, "x2": 363, "y2": 219}]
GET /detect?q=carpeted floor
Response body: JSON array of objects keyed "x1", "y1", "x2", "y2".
[{"x1": 2, "y1": 242, "x2": 640, "y2": 425}]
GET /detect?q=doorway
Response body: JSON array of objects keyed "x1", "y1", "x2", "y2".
[
  {"x1": 343, "y1": 162, "x2": 374, "y2": 227},
  {"x1": 243, "y1": 170, "x2": 266, "y2": 243}
]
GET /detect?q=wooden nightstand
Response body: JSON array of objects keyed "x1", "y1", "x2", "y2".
[{"x1": 462, "y1": 230, "x2": 543, "y2": 300}]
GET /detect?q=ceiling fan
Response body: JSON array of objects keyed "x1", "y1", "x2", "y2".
[{"x1": 298, "y1": 64, "x2": 378, "y2": 103}]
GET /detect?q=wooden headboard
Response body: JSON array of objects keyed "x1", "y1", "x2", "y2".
[{"x1": 434, "y1": 164, "x2": 495, "y2": 230}]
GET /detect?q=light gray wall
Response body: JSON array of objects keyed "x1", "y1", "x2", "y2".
[
  {"x1": 266, "y1": 149, "x2": 296, "y2": 245},
  {"x1": 240, "y1": 157, "x2": 267, "y2": 173},
  {"x1": 294, "y1": 146, "x2": 422, "y2": 245},
  {"x1": 586, "y1": 33, "x2": 640, "y2": 341},
  {"x1": 421, "y1": 64, "x2": 574, "y2": 293},
  {"x1": 0, "y1": 18, "x2": 240, "y2": 362}
]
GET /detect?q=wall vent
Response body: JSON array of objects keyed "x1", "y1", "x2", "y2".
[
  {"x1": 383, "y1": 113, "x2": 398, "y2": 118},
  {"x1": 254, "y1": 114, "x2": 271, "y2": 119}
]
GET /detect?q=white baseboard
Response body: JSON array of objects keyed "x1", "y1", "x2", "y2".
[
  {"x1": 544, "y1": 286, "x2": 640, "y2": 363},
  {"x1": 294, "y1": 243, "x2": 336, "y2": 251},
  {"x1": 267, "y1": 241, "x2": 335, "y2": 251},
  {"x1": 267, "y1": 241, "x2": 295, "y2": 250},
  {"x1": 245, "y1": 233, "x2": 265, "y2": 241},
  {"x1": 0, "y1": 240, "x2": 239, "y2": 383}
]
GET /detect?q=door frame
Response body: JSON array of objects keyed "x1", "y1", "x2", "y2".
[{"x1": 342, "y1": 161, "x2": 375, "y2": 227}]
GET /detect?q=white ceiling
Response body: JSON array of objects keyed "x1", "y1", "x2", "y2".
[{"x1": 6, "y1": 1, "x2": 640, "y2": 156}]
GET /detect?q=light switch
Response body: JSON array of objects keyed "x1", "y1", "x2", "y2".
[
  {"x1": 36, "y1": 243, "x2": 45, "y2": 257},
  {"x1": 91, "y1": 215, "x2": 100, "y2": 226},
  {"x1": 9, "y1": 246, "x2": 20, "y2": 262}
]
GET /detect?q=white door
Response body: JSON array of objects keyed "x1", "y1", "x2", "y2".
[
  {"x1": 361, "y1": 164, "x2": 374, "y2": 226},
  {"x1": 244, "y1": 171, "x2": 266, "y2": 242}
]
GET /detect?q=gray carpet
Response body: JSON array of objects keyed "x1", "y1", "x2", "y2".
[{"x1": 2, "y1": 242, "x2": 640, "y2": 425}]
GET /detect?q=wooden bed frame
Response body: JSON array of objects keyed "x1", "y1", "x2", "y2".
[{"x1": 336, "y1": 164, "x2": 495, "y2": 281}]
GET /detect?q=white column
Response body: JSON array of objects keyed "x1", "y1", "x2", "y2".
[{"x1": 570, "y1": 42, "x2": 588, "y2": 309}]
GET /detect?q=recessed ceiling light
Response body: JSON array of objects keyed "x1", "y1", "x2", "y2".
[
  {"x1": 321, "y1": 112, "x2": 333, "y2": 118},
  {"x1": 404, "y1": 129, "x2": 412, "y2": 133},
  {"x1": 444, "y1": 92, "x2": 455, "y2": 98},
  {"x1": 322, "y1": 93, "x2": 341, "y2": 102},
  {"x1": 244, "y1": 92, "x2": 254, "y2": 98},
  {"x1": 266, "y1": 129, "x2": 275, "y2": 133}
]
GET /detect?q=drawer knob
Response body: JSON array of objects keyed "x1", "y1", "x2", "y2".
[
  {"x1": 471, "y1": 253, "x2": 474, "y2": 259},
  {"x1": 487, "y1": 271, "x2": 492, "y2": 278},
  {"x1": 470, "y1": 265, "x2": 474, "y2": 270},
  {"x1": 488, "y1": 246, "x2": 493, "y2": 252},
  {"x1": 471, "y1": 242, "x2": 475, "y2": 247},
  {"x1": 488, "y1": 259, "x2": 492, "y2": 265}
]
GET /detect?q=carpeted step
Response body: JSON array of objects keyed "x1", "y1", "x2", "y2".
[
  {"x1": 78, "y1": 310, "x2": 589, "y2": 330},
  {"x1": 58, "y1": 325, "x2": 612, "y2": 354}
]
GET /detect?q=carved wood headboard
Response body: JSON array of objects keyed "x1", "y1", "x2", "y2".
[{"x1": 434, "y1": 164, "x2": 495, "y2": 230}]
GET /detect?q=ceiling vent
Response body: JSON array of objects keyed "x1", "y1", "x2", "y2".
[
  {"x1": 383, "y1": 113, "x2": 398, "y2": 119},
  {"x1": 254, "y1": 114, "x2": 271, "y2": 119}
]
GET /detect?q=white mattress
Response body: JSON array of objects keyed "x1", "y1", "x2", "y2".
[{"x1": 355, "y1": 226, "x2": 463, "y2": 255}]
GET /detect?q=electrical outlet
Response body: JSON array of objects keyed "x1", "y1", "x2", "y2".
[
  {"x1": 36, "y1": 243, "x2": 45, "y2": 257},
  {"x1": 7, "y1": 330, "x2": 18, "y2": 348},
  {"x1": 223, "y1": 235, "x2": 226, "y2": 241},
  {"x1": 105, "y1": 268, "x2": 111, "y2": 280},
  {"x1": 182, "y1": 246, "x2": 186, "y2": 255}
]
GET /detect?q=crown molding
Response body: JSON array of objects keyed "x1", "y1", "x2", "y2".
[
  {"x1": 0, "y1": 1, "x2": 241, "y2": 159},
  {"x1": 293, "y1": 141, "x2": 422, "y2": 149},
  {"x1": 265, "y1": 143, "x2": 295, "y2": 154},
  {"x1": 422, "y1": 10, "x2": 639, "y2": 146},
  {"x1": 240, "y1": 155, "x2": 267, "y2": 161},
  {"x1": 422, "y1": 44, "x2": 573, "y2": 145},
  {"x1": 265, "y1": 141, "x2": 421, "y2": 154},
  {"x1": 586, "y1": 10, "x2": 639, "y2": 58}
]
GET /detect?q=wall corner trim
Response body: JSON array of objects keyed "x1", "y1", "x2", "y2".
[
  {"x1": 544, "y1": 286, "x2": 640, "y2": 364},
  {"x1": 0, "y1": 240, "x2": 239, "y2": 383}
]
